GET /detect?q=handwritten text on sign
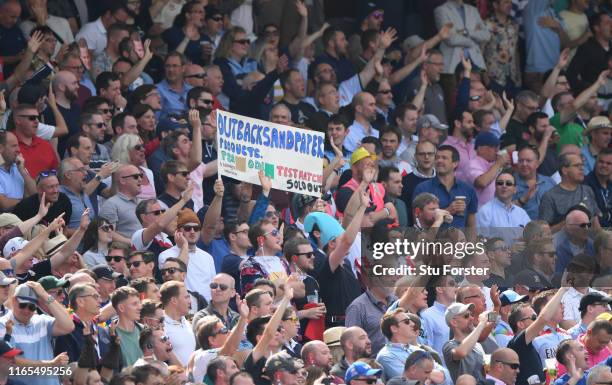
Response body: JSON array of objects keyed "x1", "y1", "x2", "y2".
[{"x1": 216, "y1": 110, "x2": 324, "y2": 197}]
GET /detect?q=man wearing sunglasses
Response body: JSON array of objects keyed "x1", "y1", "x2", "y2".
[
  {"x1": 100, "y1": 164, "x2": 143, "y2": 242},
  {"x1": 160, "y1": 258, "x2": 207, "y2": 314},
  {"x1": 192, "y1": 273, "x2": 238, "y2": 332},
  {"x1": 554, "y1": 206, "x2": 596, "y2": 276},
  {"x1": 0, "y1": 282, "x2": 74, "y2": 385},
  {"x1": 13, "y1": 104, "x2": 59, "y2": 179},
  {"x1": 136, "y1": 327, "x2": 180, "y2": 368},
  {"x1": 486, "y1": 348, "x2": 520, "y2": 385}
]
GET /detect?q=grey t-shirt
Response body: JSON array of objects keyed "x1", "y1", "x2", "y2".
[
  {"x1": 538, "y1": 184, "x2": 601, "y2": 225},
  {"x1": 442, "y1": 339, "x2": 485, "y2": 384}
]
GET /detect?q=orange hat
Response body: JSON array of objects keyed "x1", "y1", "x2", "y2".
[{"x1": 177, "y1": 208, "x2": 201, "y2": 228}]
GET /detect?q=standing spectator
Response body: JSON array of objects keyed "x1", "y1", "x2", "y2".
[
  {"x1": 99, "y1": 164, "x2": 143, "y2": 241},
  {"x1": 578, "y1": 319, "x2": 612, "y2": 368},
  {"x1": 279, "y1": 69, "x2": 316, "y2": 126},
  {"x1": 395, "y1": 104, "x2": 419, "y2": 165},
  {"x1": 344, "y1": 93, "x2": 379, "y2": 153},
  {"x1": 109, "y1": 286, "x2": 144, "y2": 367},
  {"x1": 500, "y1": 90, "x2": 539, "y2": 149},
  {"x1": 408, "y1": 51, "x2": 447, "y2": 124},
  {"x1": 567, "y1": 293, "x2": 612, "y2": 339},
  {"x1": 192, "y1": 273, "x2": 239, "y2": 332},
  {"x1": 127, "y1": 252, "x2": 156, "y2": 281},
  {"x1": 161, "y1": 281, "x2": 195, "y2": 366},
  {"x1": 0, "y1": 282, "x2": 74, "y2": 385},
  {"x1": 75, "y1": 1, "x2": 131, "y2": 56},
  {"x1": 400, "y1": 141, "x2": 438, "y2": 225},
  {"x1": 484, "y1": 0, "x2": 521, "y2": 94},
  {"x1": 378, "y1": 126, "x2": 412, "y2": 175},
  {"x1": 465, "y1": 132, "x2": 510, "y2": 207},
  {"x1": 96, "y1": 72, "x2": 128, "y2": 115},
  {"x1": 329, "y1": 327, "x2": 372, "y2": 379},
  {"x1": 421, "y1": 275, "x2": 457, "y2": 365},
  {"x1": 379, "y1": 167, "x2": 408, "y2": 226},
  {"x1": 484, "y1": 239, "x2": 515, "y2": 288},
  {"x1": 486, "y1": 348, "x2": 521, "y2": 385},
  {"x1": 559, "y1": 0, "x2": 591, "y2": 61},
  {"x1": 513, "y1": 147, "x2": 556, "y2": 220},
  {"x1": 553, "y1": 207, "x2": 595, "y2": 274},
  {"x1": 162, "y1": 2, "x2": 208, "y2": 66},
  {"x1": 584, "y1": 148, "x2": 612, "y2": 228},
  {"x1": 21, "y1": 0, "x2": 74, "y2": 57},
  {"x1": 44, "y1": 71, "x2": 82, "y2": 156},
  {"x1": 0, "y1": 0, "x2": 26, "y2": 78},
  {"x1": 492, "y1": 290, "x2": 529, "y2": 347},
  {"x1": 157, "y1": 52, "x2": 193, "y2": 119},
  {"x1": 91, "y1": 23, "x2": 131, "y2": 78},
  {"x1": 443, "y1": 303, "x2": 490, "y2": 383},
  {"x1": 443, "y1": 110, "x2": 476, "y2": 183},
  {"x1": 314, "y1": 28, "x2": 355, "y2": 83},
  {"x1": 0, "y1": 131, "x2": 36, "y2": 211}
]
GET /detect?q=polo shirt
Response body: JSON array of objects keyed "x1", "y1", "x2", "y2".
[
  {"x1": 465, "y1": 155, "x2": 496, "y2": 206},
  {"x1": 345, "y1": 290, "x2": 395, "y2": 355},
  {"x1": 412, "y1": 176, "x2": 478, "y2": 228},
  {"x1": 75, "y1": 17, "x2": 107, "y2": 55},
  {"x1": 156, "y1": 79, "x2": 192, "y2": 119},
  {"x1": 59, "y1": 186, "x2": 95, "y2": 229},
  {"x1": 578, "y1": 332, "x2": 611, "y2": 368},
  {"x1": 99, "y1": 192, "x2": 142, "y2": 238},
  {"x1": 13, "y1": 193, "x2": 72, "y2": 225},
  {"x1": 0, "y1": 312, "x2": 57, "y2": 385},
  {"x1": 192, "y1": 302, "x2": 239, "y2": 335},
  {"x1": 164, "y1": 315, "x2": 195, "y2": 366},
  {"x1": 158, "y1": 245, "x2": 216, "y2": 300},
  {"x1": 0, "y1": 163, "x2": 24, "y2": 200},
  {"x1": 345, "y1": 120, "x2": 379, "y2": 153},
  {"x1": 17, "y1": 135, "x2": 58, "y2": 179},
  {"x1": 477, "y1": 198, "x2": 530, "y2": 244},
  {"x1": 513, "y1": 173, "x2": 556, "y2": 219},
  {"x1": 442, "y1": 136, "x2": 476, "y2": 184}
]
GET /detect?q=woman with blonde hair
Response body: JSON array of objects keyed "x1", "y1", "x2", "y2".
[{"x1": 111, "y1": 134, "x2": 156, "y2": 199}]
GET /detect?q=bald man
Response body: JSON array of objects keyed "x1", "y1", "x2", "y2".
[
  {"x1": 192, "y1": 273, "x2": 239, "y2": 333},
  {"x1": 345, "y1": 92, "x2": 379, "y2": 152},
  {"x1": 45, "y1": 71, "x2": 81, "y2": 155},
  {"x1": 185, "y1": 64, "x2": 206, "y2": 88},
  {"x1": 330, "y1": 327, "x2": 372, "y2": 379},
  {"x1": 456, "y1": 374, "x2": 477, "y2": 385},
  {"x1": 302, "y1": 341, "x2": 335, "y2": 377},
  {"x1": 487, "y1": 348, "x2": 520, "y2": 385},
  {"x1": 99, "y1": 164, "x2": 143, "y2": 241},
  {"x1": 555, "y1": 207, "x2": 595, "y2": 275}
]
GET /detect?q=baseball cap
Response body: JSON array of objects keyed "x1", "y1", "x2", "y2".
[
  {"x1": 596, "y1": 311, "x2": 612, "y2": 321},
  {"x1": 324, "y1": 326, "x2": 346, "y2": 347},
  {"x1": 444, "y1": 302, "x2": 475, "y2": 326},
  {"x1": 402, "y1": 35, "x2": 425, "y2": 52},
  {"x1": 264, "y1": 351, "x2": 304, "y2": 376},
  {"x1": 417, "y1": 114, "x2": 448, "y2": 131},
  {"x1": 585, "y1": 116, "x2": 612, "y2": 136},
  {"x1": 345, "y1": 361, "x2": 382, "y2": 384},
  {"x1": 474, "y1": 131, "x2": 500, "y2": 148},
  {"x1": 350, "y1": 147, "x2": 377, "y2": 166},
  {"x1": 292, "y1": 194, "x2": 317, "y2": 215},
  {"x1": 356, "y1": 1, "x2": 383, "y2": 23},
  {"x1": 578, "y1": 292, "x2": 612, "y2": 312},
  {"x1": 500, "y1": 290, "x2": 529, "y2": 307},
  {"x1": 37, "y1": 276, "x2": 69, "y2": 292},
  {"x1": 92, "y1": 264, "x2": 121, "y2": 281},
  {"x1": 514, "y1": 270, "x2": 549, "y2": 291},
  {"x1": 204, "y1": 4, "x2": 222, "y2": 19},
  {"x1": 0, "y1": 214, "x2": 22, "y2": 228},
  {"x1": 0, "y1": 340, "x2": 22, "y2": 358},
  {"x1": 3, "y1": 237, "x2": 28, "y2": 258},
  {"x1": 14, "y1": 284, "x2": 38, "y2": 305},
  {"x1": 0, "y1": 271, "x2": 16, "y2": 286},
  {"x1": 17, "y1": 84, "x2": 45, "y2": 104}
]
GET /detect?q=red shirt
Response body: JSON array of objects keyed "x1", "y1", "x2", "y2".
[{"x1": 17, "y1": 134, "x2": 59, "y2": 178}]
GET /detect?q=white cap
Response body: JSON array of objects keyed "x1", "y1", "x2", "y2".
[{"x1": 3, "y1": 237, "x2": 28, "y2": 258}]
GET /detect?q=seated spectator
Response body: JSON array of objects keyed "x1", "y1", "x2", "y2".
[
  {"x1": 104, "y1": 241, "x2": 130, "y2": 287},
  {"x1": 109, "y1": 286, "x2": 145, "y2": 367},
  {"x1": 96, "y1": 71, "x2": 128, "y2": 116},
  {"x1": 513, "y1": 146, "x2": 556, "y2": 220},
  {"x1": 329, "y1": 327, "x2": 372, "y2": 379},
  {"x1": 160, "y1": 281, "x2": 196, "y2": 366},
  {"x1": 568, "y1": 292, "x2": 612, "y2": 338},
  {"x1": 279, "y1": 69, "x2": 316, "y2": 125},
  {"x1": 99, "y1": 164, "x2": 143, "y2": 241},
  {"x1": 75, "y1": 0, "x2": 130, "y2": 55},
  {"x1": 486, "y1": 348, "x2": 521, "y2": 385},
  {"x1": 378, "y1": 126, "x2": 412, "y2": 176},
  {"x1": 158, "y1": 160, "x2": 195, "y2": 210},
  {"x1": 184, "y1": 64, "x2": 207, "y2": 88},
  {"x1": 81, "y1": 217, "x2": 114, "y2": 268},
  {"x1": 92, "y1": 264, "x2": 119, "y2": 307},
  {"x1": 582, "y1": 117, "x2": 612, "y2": 175},
  {"x1": 157, "y1": 52, "x2": 193, "y2": 119},
  {"x1": 553, "y1": 206, "x2": 595, "y2": 274},
  {"x1": 501, "y1": 90, "x2": 539, "y2": 149},
  {"x1": 0, "y1": 131, "x2": 36, "y2": 211},
  {"x1": 13, "y1": 104, "x2": 59, "y2": 179},
  {"x1": 91, "y1": 22, "x2": 131, "y2": 78},
  {"x1": 111, "y1": 134, "x2": 156, "y2": 199},
  {"x1": 58, "y1": 157, "x2": 95, "y2": 233},
  {"x1": 378, "y1": 167, "x2": 407, "y2": 226},
  {"x1": 78, "y1": 112, "x2": 113, "y2": 170},
  {"x1": 13, "y1": 171, "x2": 72, "y2": 225},
  {"x1": 386, "y1": 350, "x2": 441, "y2": 385},
  {"x1": 466, "y1": 132, "x2": 511, "y2": 207},
  {"x1": 0, "y1": 1, "x2": 26, "y2": 79},
  {"x1": 484, "y1": 239, "x2": 514, "y2": 289},
  {"x1": 407, "y1": 50, "x2": 447, "y2": 124}
]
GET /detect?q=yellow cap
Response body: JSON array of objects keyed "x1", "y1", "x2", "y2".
[
  {"x1": 596, "y1": 311, "x2": 612, "y2": 321},
  {"x1": 350, "y1": 147, "x2": 376, "y2": 166}
]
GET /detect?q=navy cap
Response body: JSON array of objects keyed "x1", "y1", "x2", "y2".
[{"x1": 474, "y1": 132, "x2": 500, "y2": 148}]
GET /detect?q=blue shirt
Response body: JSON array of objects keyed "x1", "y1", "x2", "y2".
[
  {"x1": 156, "y1": 80, "x2": 192, "y2": 119},
  {"x1": 0, "y1": 163, "x2": 24, "y2": 200},
  {"x1": 376, "y1": 343, "x2": 452, "y2": 385},
  {"x1": 582, "y1": 145, "x2": 596, "y2": 175},
  {"x1": 412, "y1": 176, "x2": 478, "y2": 228},
  {"x1": 554, "y1": 373, "x2": 587, "y2": 385},
  {"x1": 420, "y1": 302, "x2": 450, "y2": 366},
  {"x1": 162, "y1": 26, "x2": 209, "y2": 66},
  {"x1": 513, "y1": 173, "x2": 556, "y2": 219},
  {"x1": 345, "y1": 120, "x2": 379, "y2": 153},
  {"x1": 59, "y1": 186, "x2": 95, "y2": 229},
  {"x1": 477, "y1": 198, "x2": 530, "y2": 244},
  {"x1": 523, "y1": 0, "x2": 562, "y2": 72}
]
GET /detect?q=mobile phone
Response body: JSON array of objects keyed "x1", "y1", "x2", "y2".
[{"x1": 487, "y1": 312, "x2": 498, "y2": 322}]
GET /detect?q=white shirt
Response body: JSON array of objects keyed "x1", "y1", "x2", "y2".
[
  {"x1": 159, "y1": 245, "x2": 215, "y2": 300},
  {"x1": 561, "y1": 287, "x2": 605, "y2": 323},
  {"x1": 75, "y1": 18, "x2": 107, "y2": 55},
  {"x1": 164, "y1": 315, "x2": 196, "y2": 366},
  {"x1": 21, "y1": 16, "x2": 74, "y2": 57},
  {"x1": 131, "y1": 228, "x2": 172, "y2": 251}
]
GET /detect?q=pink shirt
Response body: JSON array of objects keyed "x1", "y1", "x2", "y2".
[
  {"x1": 442, "y1": 135, "x2": 476, "y2": 183},
  {"x1": 580, "y1": 333, "x2": 611, "y2": 368},
  {"x1": 465, "y1": 155, "x2": 496, "y2": 208}
]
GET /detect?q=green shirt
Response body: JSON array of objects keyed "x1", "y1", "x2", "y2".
[
  {"x1": 550, "y1": 112, "x2": 584, "y2": 152},
  {"x1": 117, "y1": 324, "x2": 144, "y2": 367}
]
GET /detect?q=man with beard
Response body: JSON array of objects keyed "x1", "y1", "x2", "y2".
[
  {"x1": 0, "y1": 131, "x2": 36, "y2": 211},
  {"x1": 315, "y1": 28, "x2": 355, "y2": 83},
  {"x1": 344, "y1": 92, "x2": 379, "y2": 153},
  {"x1": 401, "y1": 141, "x2": 438, "y2": 225},
  {"x1": 301, "y1": 341, "x2": 338, "y2": 380},
  {"x1": 523, "y1": 112, "x2": 557, "y2": 177},
  {"x1": 44, "y1": 71, "x2": 81, "y2": 156},
  {"x1": 443, "y1": 303, "x2": 494, "y2": 383},
  {"x1": 516, "y1": 239, "x2": 560, "y2": 289},
  {"x1": 442, "y1": 110, "x2": 476, "y2": 183},
  {"x1": 330, "y1": 327, "x2": 372, "y2": 379},
  {"x1": 407, "y1": 50, "x2": 447, "y2": 124},
  {"x1": 378, "y1": 127, "x2": 412, "y2": 176}
]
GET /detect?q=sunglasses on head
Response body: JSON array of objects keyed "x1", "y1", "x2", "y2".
[
  {"x1": 210, "y1": 282, "x2": 229, "y2": 291},
  {"x1": 36, "y1": 169, "x2": 57, "y2": 183},
  {"x1": 496, "y1": 180, "x2": 515, "y2": 186},
  {"x1": 161, "y1": 267, "x2": 184, "y2": 275},
  {"x1": 18, "y1": 302, "x2": 36, "y2": 311},
  {"x1": 105, "y1": 255, "x2": 124, "y2": 263},
  {"x1": 182, "y1": 225, "x2": 201, "y2": 232},
  {"x1": 100, "y1": 224, "x2": 114, "y2": 232}
]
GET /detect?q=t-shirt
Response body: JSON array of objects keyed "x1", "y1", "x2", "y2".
[
  {"x1": 442, "y1": 339, "x2": 485, "y2": 384},
  {"x1": 279, "y1": 100, "x2": 317, "y2": 125},
  {"x1": 116, "y1": 324, "x2": 144, "y2": 367},
  {"x1": 550, "y1": 112, "x2": 584, "y2": 151},
  {"x1": 243, "y1": 352, "x2": 269, "y2": 385},
  {"x1": 508, "y1": 330, "x2": 545, "y2": 385},
  {"x1": 500, "y1": 119, "x2": 530, "y2": 148},
  {"x1": 538, "y1": 184, "x2": 600, "y2": 225}
]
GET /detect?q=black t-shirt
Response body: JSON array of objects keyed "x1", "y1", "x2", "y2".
[
  {"x1": 279, "y1": 100, "x2": 317, "y2": 126},
  {"x1": 293, "y1": 274, "x2": 320, "y2": 337},
  {"x1": 311, "y1": 257, "x2": 362, "y2": 325},
  {"x1": 16, "y1": 259, "x2": 52, "y2": 284},
  {"x1": 43, "y1": 103, "x2": 81, "y2": 156},
  {"x1": 13, "y1": 193, "x2": 72, "y2": 225},
  {"x1": 501, "y1": 119, "x2": 530, "y2": 149},
  {"x1": 508, "y1": 330, "x2": 545, "y2": 385},
  {"x1": 158, "y1": 192, "x2": 195, "y2": 211},
  {"x1": 244, "y1": 352, "x2": 270, "y2": 385}
]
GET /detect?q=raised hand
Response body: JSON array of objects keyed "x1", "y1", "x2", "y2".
[
  {"x1": 277, "y1": 54, "x2": 289, "y2": 73},
  {"x1": 258, "y1": 169, "x2": 272, "y2": 196},
  {"x1": 379, "y1": 28, "x2": 397, "y2": 50},
  {"x1": 557, "y1": 48, "x2": 570, "y2": 69},
  {"x1": 143, "y1": 39, "x2": 153, "y2": 61},
  {"x1": 461, "y1": 54, "x2": 472, "y2": 74},
  {"x1": 182, "y1": 180, "x2": 195, "y2": 202},
  {"x1": 502, "y1": 91, "x2": 514, "y2": 111},
  {"x1": 236, "y1": 293, "x2": 249, "y2": 318},
  {"x1": 295, "y1": 0, "x2": 308, "y2": 17},
  {"x1": 213, "y1": 178, "x2": 225, "y2": 197},
  {"x1": 28, "y1": 30, "x2": 44, "y2": 53},
  {"x1": 48, "y1": 82, "x2": 57, "y2": 109},
  {"x1": 175, "y1": 230, "x2": 187, "y2": 249},
  {"x1": 51, "y1": 352, "x2": 69, "y2": 366},
  {"x1": 38, "y1": 192, "x2": 50, "y2": 218},
  {"x1": 189, "y1": 109, "x2": 201, "y2": 130},
  {"x1": 438, "y1": 22, "x2": 453, "y2": 40},
  {"x1": 79, "y1": 208, "x2": 91, "y2": 230}
]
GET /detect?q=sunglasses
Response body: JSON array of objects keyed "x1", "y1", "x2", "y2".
[
  {"x1": 520, "y1": 314, "x2": 537, "y2": 322},
  {"x1": 160, "y1": 335, "x2": 170, "y2": 342},
  {"x1": 182, "y1": 225, "x2": 201, "y2": 232},
  {"x1": 372, "y1": 11, "x2": 384, "y2": 19},
  {"x1": 127, "y1": 260, "x2": 144, "y2": 268},
  {"x1": 147, "y1": 209, "x2": 166, "y2": 216},
  {"x1": 88, "y1": 122, "x2": 106, "y2": 128},
  {"x1": 198, "y1": 98, "x2": 213, "y2": 105},
  {"x1": 355, "y1": 379, "x2": 377, "y2": 384},
  {"x1": 265, "y1": 210, "x2": 279, "y2": 218},
  {"x1": 570, "y1": 222, "x2": 591, "y2": 229},
  {"x1": 213, "y1": 326, "x2": 229, "y2": 336},
  {"x1": 99, "y1": 108, "x2": 112, "y2": 114},
  {"x1": 264, "y1": 229, "x2": 279, "y2": 237},
  {"x1": 105, "y1": 255, "x2": 124, "y2": 263},
  {"x1": 377, "y1": 89, "x2": 392, "y2": 94},
  {"x1": 18, "y1": 114, "x2": 40, "y2": 121},
  {"x1": 133, "y1": 144, "x2": 145, "y2": 151},
  {"x1": 122, "y1": 173, "x2": 144, "y2": 180},
  {"x1": 264, "y1": 30, "x2": 279, "y2": 37},
  {"x1": 296, "y1": 251, "x2": 315, "y2": 259},
  {"x1": 173, "y1": 171, "x2": 190, "y2": 177},
  {"x1": 2, "y1": 269, "x2": 14, "y2": 278},
  {"x1": 496, "y1": 181, "x2": 515, "y2": 186},
  {"x1": 497, "y1": 361, "x2": 520, "y2": 370},
  {"x1": 161, "y1": 267, "x2": 184, "y2": 275},
  {"x1": 210, "y1": 16, "x2": 223, "y2": 22},
  {"x1": 100, "y1": 224, "x2": 114, "y2": 232},
  {"x1": 210, "y1": 282, "x2": 229, "y2": 291},
  {"x1": 18, "y1": 302, "x2": 36, "y2": 311},
  {"x1": 187, "y1": 73, "x2": 206, "y2": 79},
  {"x1": 233, "y1": 39, "x2": 250, "y2": 45}
]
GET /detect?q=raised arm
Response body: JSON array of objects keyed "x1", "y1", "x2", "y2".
[
  {"x1": 28, "y1": 281, "x2": 74, "y2": 336},
  {"x1": 188, "y1": 109, "x2": 203, "y2": 172},
  {"x1": 218, "y1": 294, "x2": 249, "y2": 356},
  {"x1": 560, "y1": 70, "x2": 609, "y2": 124},
  {"x1": 288, "y1": 0, "x2": 309, "y2": 60},
  {"x1": 389, "y1": 45, "x2": 427, "y2": 86},
  {"x1": 451, "y1": 311, "x2": 491, "y2": 360},
  {"x1": 524, "y1": 286, "x2": 569, "y2": 344},
  {"x1": 11, "y1": 214, "x2": 63, "y2": 271},
  {"x1": 329, "y1": 187, "x2": 367, "y2": 272},
  {"x1": 47, "y1": 82, "x2": 69, "y2": 138},
  {"x1": 201, "y1": 179, "x2": 224, "y2": 244},
  {"x1": 121, "y1": 39, "x2": 154, "y2": 88},
  {"x1": 252, "y1": 280, "x2": 294, "y2": 361},
  {"x1": 50, "y1": 209, "x2": 90, "y2": 269},
  {"x1": 141, "y1": 183, "x2": 194, "y2": 246},
  {"x1": 541, "y1": 48, "x2": 569, "y2": 100},
  {"x1": 358, "y1": 28, "x2": 397, "y2": 89}
]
